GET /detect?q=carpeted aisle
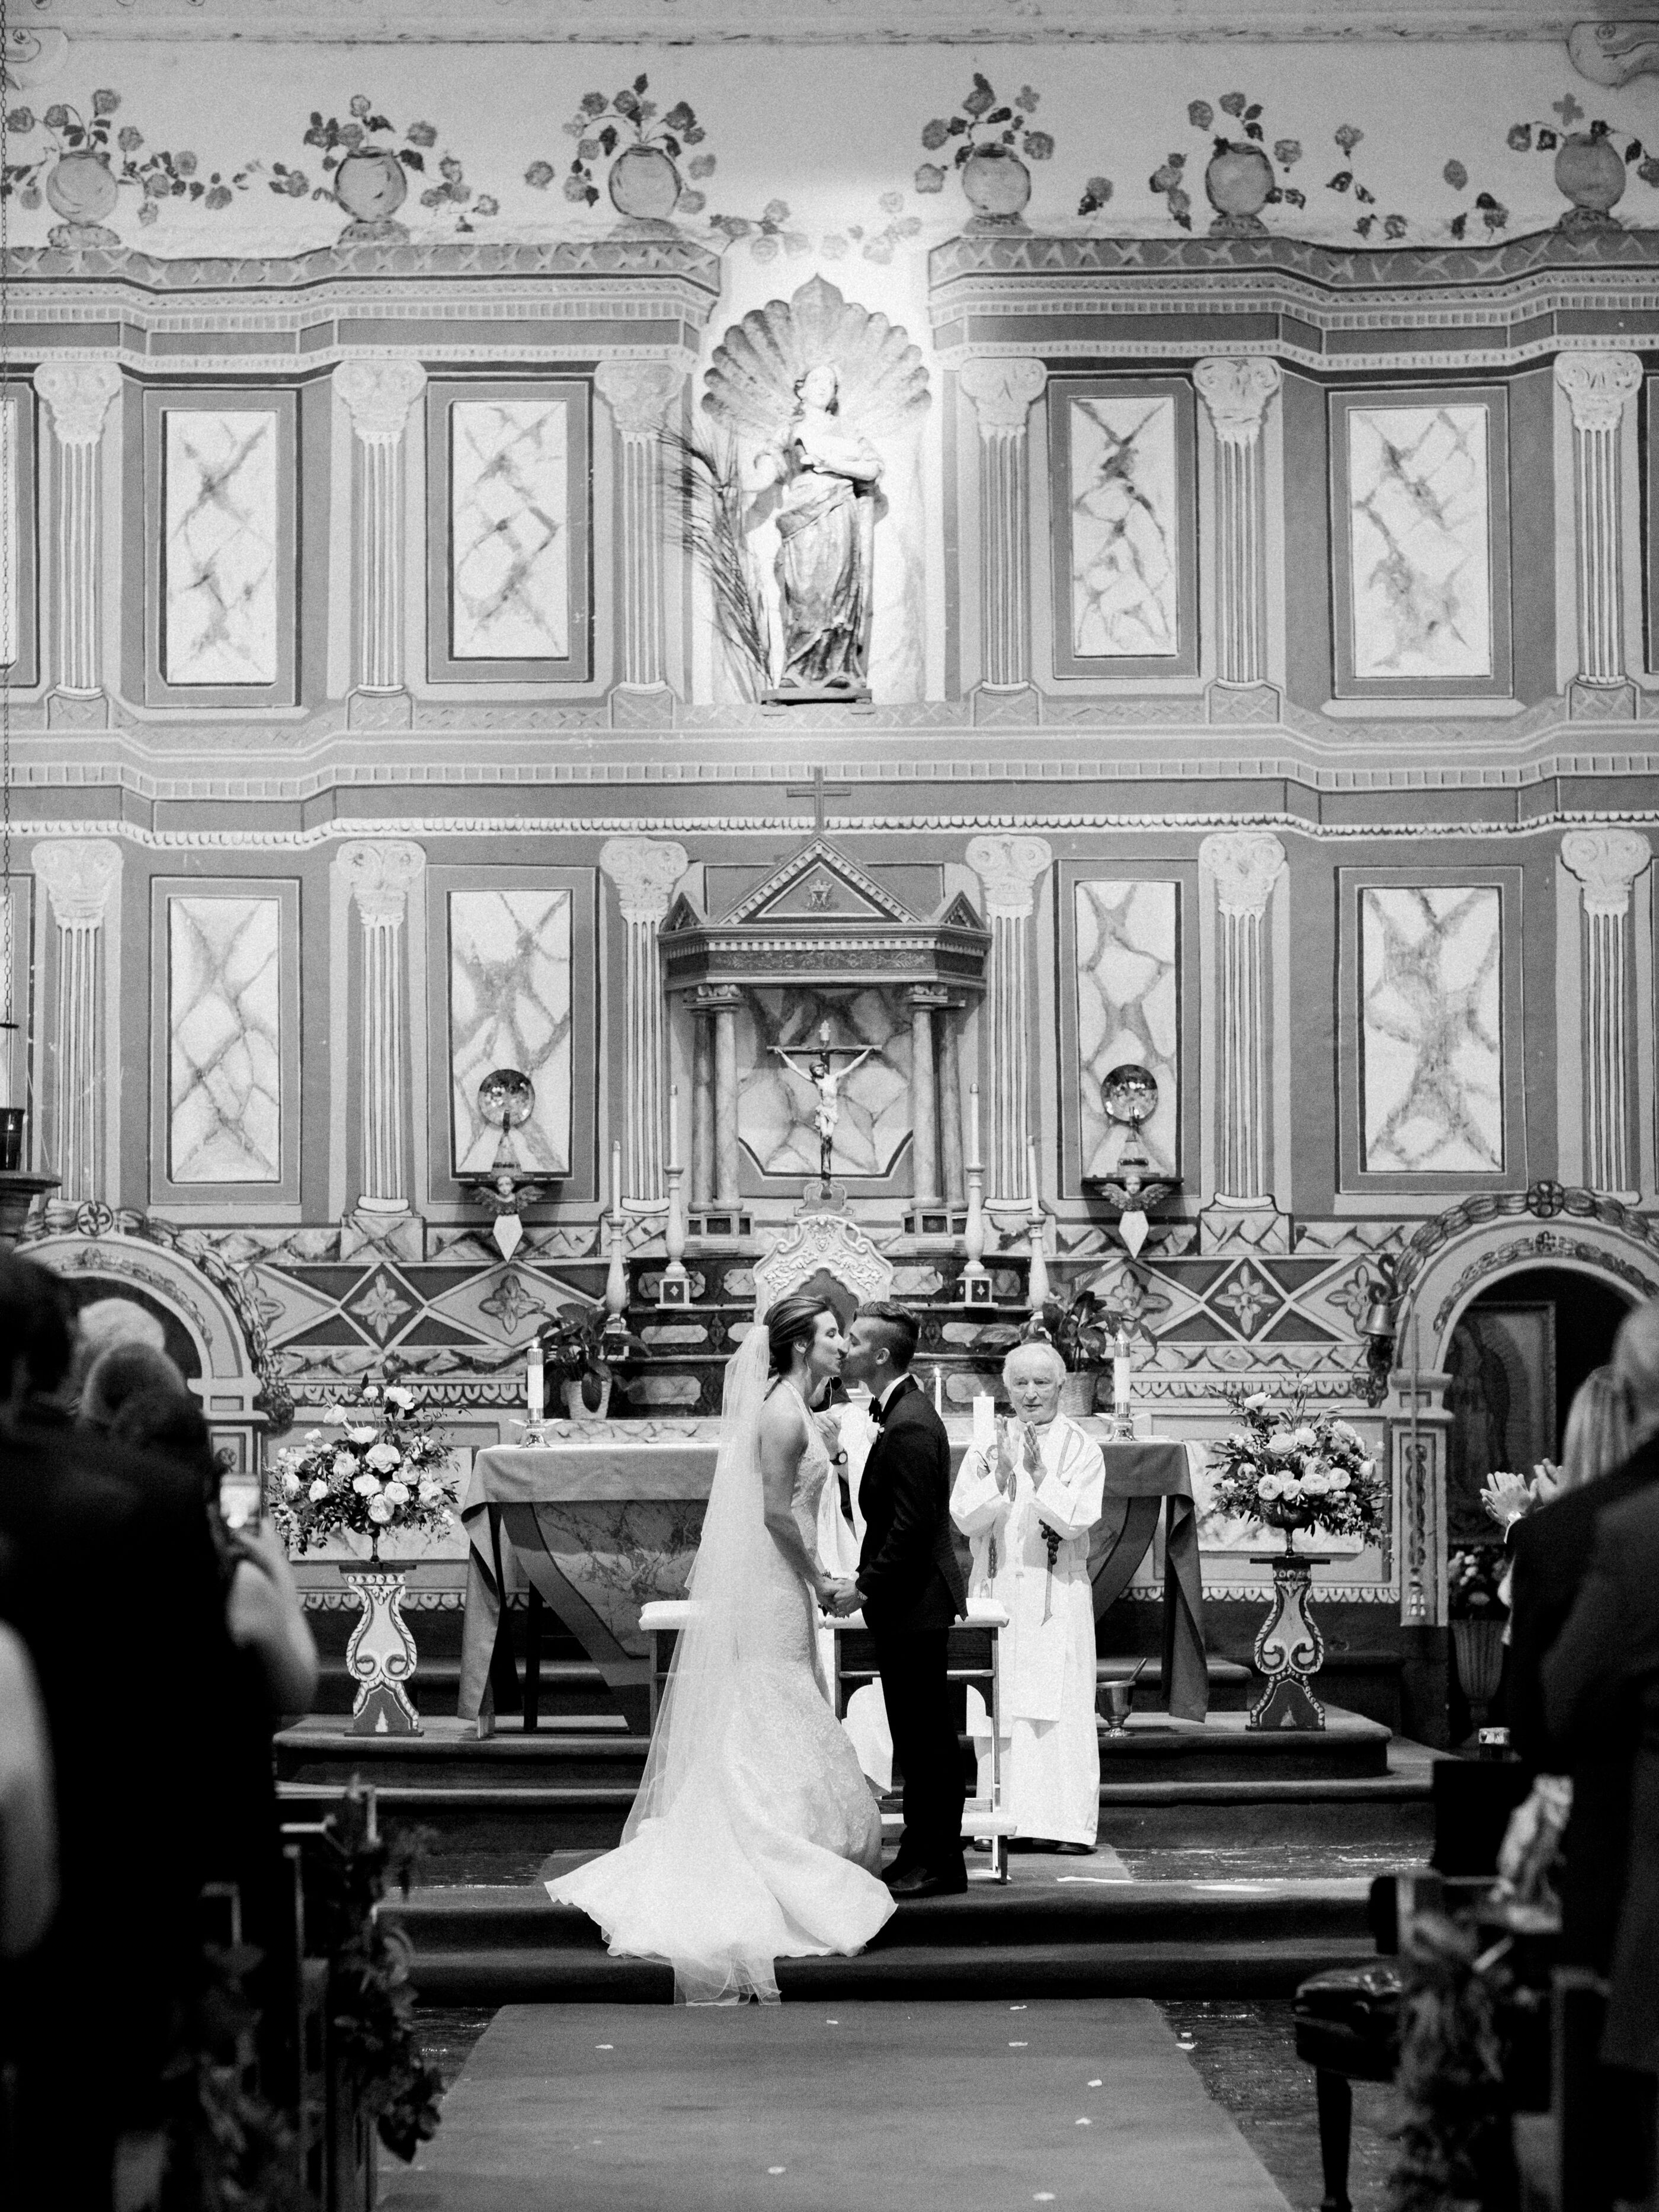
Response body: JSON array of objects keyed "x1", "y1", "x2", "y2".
[{"x1": 380, "y1": 1998, "x2": 1295, "y2": 2212}]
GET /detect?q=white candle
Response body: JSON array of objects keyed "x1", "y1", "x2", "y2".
[
  {"x1": 1113, "y1": 1330, "x2": 1132, "y2": 1413},
  {"x1": 610, "y1": 1138, "x2": 622, "y2": 1215},
  {"x1": 667, "y1": 1084, "x2": 681, "y2": 1174},
  {"x1": 527, "y1": 1344, "x2": 545, "y2": 1424},
  {"x1": 968, "y1": 1082, "x2": 982, "y2": 1172},
  {"x1": 1026, "y1": 1138, "x2": 1040, "y2": 1217},
  {"x1": 972, "y1": 1392, "x2": 996, "y2": 1455},
  {"x1": 933, "y1": 1365, "x2": 943, "y2": 1414}
]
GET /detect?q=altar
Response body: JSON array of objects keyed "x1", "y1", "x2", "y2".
[{"x1": 456, "y1": 1420, "x2": 1208, "y2": 1734}]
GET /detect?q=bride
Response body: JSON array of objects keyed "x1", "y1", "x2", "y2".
[{"x1": 546, "y1": 1289, "x2": 896, "y2": 2002}]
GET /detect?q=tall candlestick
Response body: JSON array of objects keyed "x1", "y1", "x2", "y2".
[
  {"x1": 1113, "y1": 1329, "x2": 1132, "y2": 1414},
  {"x1": 1026, "y1": 1137, "x2": 1040, "y2": 1218},
  {"x1": 667, "y1": 1083, "x2": 681, "y2": 1174},
  {"x1": 527, "y1": 1343, "x2": 545, "y2": 1424},
  {"x1": 968, "y1": 1081, "x2": 982, "y2": 1172},
  {"x1": 610, "y1": 1138, "x2": 622, "y2": 1215}
]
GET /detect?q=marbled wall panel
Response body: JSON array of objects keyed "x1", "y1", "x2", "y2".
[
  {"x1": 0, "y1": 398, "x2": 16, "y2": 671},
  {"x1": 1347, "y1": 404, "x2": 1491, "y2": 680},
  {"x1": 449, "y1": 888, "x2": 572, "y2": 1173},
  {"x1": 736, "y1": 987, "x2": 911, "y2": 1180},
  {"x1": 1068, "y1": 393, "x2": 1179, "y2": 659},
  {"x1": 1075, "y1": 881, "x2": 1179, "y2": 1176},
  {"x1": 162, "y1": 409, "x2": 279, "y2": 685},
  {"x1": 451, "y1": 398, "x2": 569, "y2": 661},
  {"x1": 1360, "y1": 885, "x2": 1503, "y2": 1174},
  {"x1": 168, "y1": 895, "x2": 281, "y2": 1183}
]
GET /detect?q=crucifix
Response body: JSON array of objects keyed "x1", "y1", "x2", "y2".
[
  {"x1": 770, "y1": 1021, "x2": 876, "y2": 1181},
  {"x1": 786, "y1": 768, "x2": 853, "y2": 837}
]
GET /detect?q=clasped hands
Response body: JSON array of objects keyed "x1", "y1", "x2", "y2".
[{"x1": 819, "y1": 1576, "x2": 862, "y2": 1618}]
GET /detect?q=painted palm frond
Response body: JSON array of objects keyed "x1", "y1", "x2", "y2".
[{"x1": 659, "y1": 424, "x2": 770, "y2": 698}]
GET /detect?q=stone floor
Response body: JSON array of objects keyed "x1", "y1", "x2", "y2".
[{"x1": 411, "y1": 1996, "x2": 1395, "y2": 2210}]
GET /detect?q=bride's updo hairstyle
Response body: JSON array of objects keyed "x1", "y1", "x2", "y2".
[{"x1": 764, "y1": 1289, "x2": 837, "y2": 1379}]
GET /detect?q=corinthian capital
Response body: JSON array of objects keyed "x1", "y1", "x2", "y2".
[
  {"x1": 334, "y1": 357, "x2": 428, "y2": 443},
  {"x1": 1199, "y1": 830, "x2": 1286, "y2": 920},
  {"x1": 600, "y1": 836, "x2": 688, "y2": 924},
  {"x1": 959, "y1": 356, "x2": 1047, "y2": 436},
  {"x1": 33, "y1": 361, "x2": 122, "y2": 447},
  {"x1": 966, "y1": 833, "x2": 1053, "y2": 920},
  {"x1": 33, "y1": 837, "x2": 120, "y2": 927},
  {"x1": 1562, "y1": 827, "x2": 1652, "y2": 918},
  {"x1": 1555, "y1": 351, "x2": 1642, "y2": 434},
  {"x1": 339, "y1": 839, "x2": 425, "y2": 923},
  {"x1": 1194, "y1": 357, "x2": 1281, "y2": 447},
  {"x1": 595, "y1": 359, "x2": 687, "y2": 438}
]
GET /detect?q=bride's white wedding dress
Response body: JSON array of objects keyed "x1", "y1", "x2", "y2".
[{"x1": 546, "y1": 1333, "x2": 893, "y2": 2002}]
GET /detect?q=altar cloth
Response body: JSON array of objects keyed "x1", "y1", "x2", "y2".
[{"x1": 457, "y1": 1423, "x2": 1208, "y2": 1728}]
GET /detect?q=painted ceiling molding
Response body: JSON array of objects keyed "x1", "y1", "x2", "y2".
[{"x1": 5, "y1": 0, "x2": 1609, "y2": 40}]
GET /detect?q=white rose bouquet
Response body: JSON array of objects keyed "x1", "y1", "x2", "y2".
[
  {"x1": 1208, "y1": 1389, "x2": 1387, "y2": 1551},
  {"x1": 267, "y1": 1379, "x2": 456, "y2": 1559}
]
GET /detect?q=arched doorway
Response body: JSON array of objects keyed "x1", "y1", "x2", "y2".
[{"x1": 1445, "y1": 1265, "x2": 1633, "y2": 1542}]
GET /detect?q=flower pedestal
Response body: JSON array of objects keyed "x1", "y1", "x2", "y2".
[
  {"x1": 1452, "y1": 1615, "x2": 1507, "y2": 1740},
  {"x1": 342, "y1": 1564, "x2": 422, "y2": 1736},
  {"x1": 1247, "y1": 1548, "x2": 1330, "y2": 1732}
]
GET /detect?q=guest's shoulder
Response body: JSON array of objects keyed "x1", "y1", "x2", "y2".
[{"x1": 1590, "y1": 1475, "x2": 1659, "y2": 1555}]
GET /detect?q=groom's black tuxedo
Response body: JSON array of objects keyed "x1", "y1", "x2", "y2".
[{"x1": 857, "y1": 1374, "x2": 967, "y2": 1880}]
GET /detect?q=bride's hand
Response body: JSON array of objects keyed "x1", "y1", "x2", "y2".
[{"x1": 820, "y1": 1577, "x2": 859, "y2": 1618}]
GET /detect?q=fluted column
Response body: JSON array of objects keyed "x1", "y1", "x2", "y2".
[
  {"x1": 595, "y1": 361, "x2": 685, "y2": 691},
  {"x1": 966, "y1": 834, "x2": 1052, "y2": 1203},
  {"x1": 691, "y1": 1003, "x2": 715, "y2": 1211},
  {"x1": 959, "y1": 357, "x2": 1047, "y2": 690},
  {"x1": 907, "y1": 986, "x2": 948, "y2": 1210},
  {"x1": 696, "y1": 985, "x2": 745, "y2": 1209},
  {"x1": 1563, "y1": 828, "x2": 1651, "y2": 1193},
  {"x1": 34, "y1": 838, "x2": 121, "y2": 1202},
  {"x1": 1555, "y1": 353, "x2": 1642, "y2": 691},
  {"x1": 339, "y1": 841, "x2": 424, "y2": 1213},
  {"x1": 33, "y1": 363, "x2": 122, "y2": 699},
  {"x1": 1200, "y1": 831, "x2": 1286, "y2": 1201},
  {"x1": 600, "y1": 837, "x2": 687, "y2": 1206},
  {"x1": 937, "y1": 997, "x2": 967, "y2": 1207},
  {"x1": 334, "y1": 358, "x2": 427, "y2": 694},
  {"x1": 1194, "y1": 358, "x2": 1280, "y2": 689}
]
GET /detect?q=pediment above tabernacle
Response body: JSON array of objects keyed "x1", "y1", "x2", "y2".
[{"x1": 659, "y1": 835, "x2": 989, "y2": 995}]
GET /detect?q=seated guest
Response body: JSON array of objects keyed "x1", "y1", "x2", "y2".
[
  {"x1": 1559, "y1": 1362, "x2": 1635, "y2": 1492},
  {"x1": 952, "y1": 1340, "x2": 1105, "y2": 1854},
  {"x1": 0, "y1": 1251, "x2": 237, "y2": 2210},
  {"x1": 1542, "y1": 1478, "x2": 1659, "y2": 2201},
  {"x1": 1507, "y1": 1297, "x2": 1659, "y2": 1976}
]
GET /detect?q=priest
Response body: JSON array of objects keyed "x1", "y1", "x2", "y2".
[{"x1": 952, "y1": 1340, "x2": 1106, "y2": 1853}]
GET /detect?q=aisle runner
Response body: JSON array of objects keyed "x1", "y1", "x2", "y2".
[{"x1": 381, "y1": 1999, "x2": 1293, "y2": 2212}]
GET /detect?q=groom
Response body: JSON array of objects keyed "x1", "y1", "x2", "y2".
[{"x1": 842, "y1": 1300, "x2": 969, "y2": 1898}]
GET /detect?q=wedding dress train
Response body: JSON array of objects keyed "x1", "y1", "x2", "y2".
[{"x1": 547, "y1": 1337, "x2": 893, "y2": 2002}]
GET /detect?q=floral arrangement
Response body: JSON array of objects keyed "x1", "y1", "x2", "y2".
[
  {"x1": 268, "y1": 1380, "x2": 455, "y2": 1557},
  {"x1": 1507, "y1": 97, "x2": 1659, "y2": 186},
  {"x1": 302, "y1": 95, "x2": 495, "y2": 228},
  {"x1": 539, "y1": 1302, "x2": 648, "y2": 1414},
  {"x1": 1447, "y1": 1544, "x2": 1510, "y2": 1620},
  {"x1": 1207, "y1": 1390, "x2": 1386, "y2": 1546},
  {"x1": 1151, "y1": 92, "x2": 1307, "y2": 231},
  {"x1": 915, "y1": 74, "x2": 1053, "y2": 196},
  {"x1": 533, "y1": 75, "x2": 713, "y2": 211},
  {"x1": 0, "y1": 90, "x2": 251, "y2": 222}
]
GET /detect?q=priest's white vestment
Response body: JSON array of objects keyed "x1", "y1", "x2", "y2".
[{"x1": 952, "y1": 1413, "x2": 1105, "y2": 1846}]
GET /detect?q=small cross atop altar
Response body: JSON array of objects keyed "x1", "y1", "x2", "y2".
[{"x1": 786, "y1": 769, "x2": 853, "y2": 837}]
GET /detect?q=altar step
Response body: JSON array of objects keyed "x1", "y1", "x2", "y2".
[
  {"x1": 274, "y1": 1710, "x2": 1437, "y2": 1882},
  {"x1": 382, "y1": 1874, "x2": 1381, "y2": 2005},
  {"x1": 310, "y1": 1656, "x2": 630, "y2": 1725}
]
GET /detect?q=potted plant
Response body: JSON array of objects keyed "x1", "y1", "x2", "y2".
[
  {"x1": 1209, "y1": 1390, "x2": 1388, "y2": 1731},
  {"x1": 1152, "y1": 93, "x2": 1309, "y2": 238},
  {"x1": 539, "y1": 1302, "x2": 648, "y2": 1422},
  {"x1": 1504, "y1": 101, "x2": 1659, "y2": 233},
  {"x1": 915, "y1": 73, "x2": 1053, "y2": 229},
  {"x1": 533, "y1": 75, "x2": 712, "y2": 229},
  {"x1": 268, "y1": 1379, "x2": 456, "y2": 1736},
  {"x1": 302, "y1": 95, "x2": 447, "y2": 241},
  {"x1": 0, "y1": 91, "x2": 250, "y2": 245},
  {"x1": 1447, "y1": 1544, "x2": 1510, "y2": 1742}
]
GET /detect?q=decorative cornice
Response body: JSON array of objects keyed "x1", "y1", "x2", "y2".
[{"x1": 2, "y1": 236, "x2": 723, "y2": 296}]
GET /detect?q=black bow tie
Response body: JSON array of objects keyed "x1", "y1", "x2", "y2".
[{"x1": 874, "y1": 1379, "x2": 911, "y2": 1426}]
